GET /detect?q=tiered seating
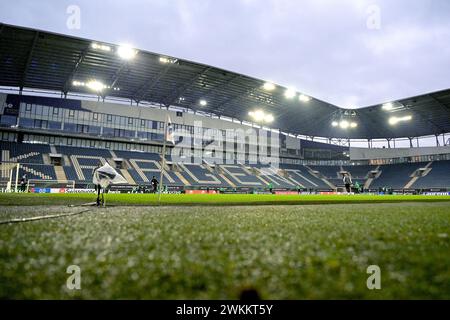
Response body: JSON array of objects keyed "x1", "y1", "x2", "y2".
[
  {"x1": 56, "y1": 146, "x2": 112, "y2": 158},
  {"x1": 252, "y1": 165, "x2": 296, "y2": 189},
  {"x1": 114, "y1": 150, "x2": 161, "y2": 161},
  {"x1": 181, "y1": 164, "x2": 230, "y2": 187},
  {"x1": 342, "y1": 165, "x2": 374, "y2": 179},
  {"x1": 62, "y1": 166, "x2": 79, "y2": 182},
  {"x1": 116, "y1": 150, "x2": 184, "y2": 186},
  {"x1": 13, "y1": 164, "x2": 56, "y2": 181},
  {"x1": 0, "y1": 141, "x2": 50, "y2": 164},
  {"x1": 219, "y1": 165, "x2": 264, "y2": 187},
  {"x1": 342, "y1": 165, "x2": 374, "y2": 186},
  {"x1": 371, "y1": 163, "x2": 425, "y2": 189},
  {"x1": 1, "y1": 141, "x2": 449, "y2": 190},
  {"x1": 309, "y1": 165, "x2": 342, "y2": 187},
  {"x1": 413, "y1": 161, "x2": 450, "y2": 189},
  {"x1": 56, "y1": 146, "x2": 112, "y2": 183},
  {"x1": 128, "y1": 167, "x2": 185, "y2": 186},
  {"x1": 280, "y1": 164, "x2": 330, "y2": 189}
]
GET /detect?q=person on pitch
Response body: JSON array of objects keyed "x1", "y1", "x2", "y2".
[
  {"x1": 93, "y1": 161, "x2": 103, "y2": 206},
  {"x1": 151, "y1": 176, "x2": 159, "y2": 194},
  {"x1": 343, "y1": 173, "x2": 353, "y2": 194},
  {"x1": 354, "y1": 181, "x2": 361, "y2": 194},
  {"x1": 20, "y1": 174, "x2": 27, "y2": 192}
]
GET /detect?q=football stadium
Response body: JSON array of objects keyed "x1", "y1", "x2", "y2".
[{"x1": 0, "y1": 21, "x2": 449, "y2": 302}]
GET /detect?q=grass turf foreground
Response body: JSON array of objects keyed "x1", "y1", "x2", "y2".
[
  {"x1": 0, "y1": 202, "x2": 449, "y2": 299},
  {"x1": 0, "y1": 192, "x2": 450, "y2": 206}
]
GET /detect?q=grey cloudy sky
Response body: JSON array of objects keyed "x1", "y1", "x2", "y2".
[{"x1": 1, "y1": 0, "x2": 449, "y2": 108}]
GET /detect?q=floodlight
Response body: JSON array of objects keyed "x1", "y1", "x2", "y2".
[
  {"x1": 263, "y1": 82, "x2": 276, "y2": 91},
  {"x1": 332, "y1": 121, "x2": 339, "y2": 127},
  {"x1": 253, "y1": 110, "x2": 265, "y2": 121},
  {"x1": 350, "y1": 122, "x2": 358, "y2": 128},
  {"x1": 382, "y1": 102, "x2": 394, "y2": 111},
  {"x1": 86, "y1": 80, "x2": 106, "y2": 92},
  {"x1": 159, "y1": 56, "x2": 178, "y2": 64},
  {"x1": 390, "y1": 115, "x2": 412, "y2": 125},
  {"x1": 284, "y1": 88, "x2": 297, "y2": 99},
  {"x1": 249, "y1": 110, "x2": 273, "y2": 123},
  {"x1": 91, "y1": 43, "x2": 111, "y2": 52},
  {"x1": 340, "y1": 120, "x2": 350, "y2": 129},
  {"x1": 199, "y1": 100, "x2": 208, "y2": 106},
  {"x1": 117, "y1": 45, "x2": 137, "y2": 60},
  {"x1": 264, "y1": 114, "x2": 274, "y2": 123},
  {"x1": 299, "y1": 94, "x2": 312, "y2": 102},
  {"x1": 160, "y1": 57, "x2": 170, "y2": 64},
  {"x1": 72, "y1": 81, "x2": 84, "y2": 87}
]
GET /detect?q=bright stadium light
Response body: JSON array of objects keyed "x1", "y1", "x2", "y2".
[
  {"x1": 263, "y1": 82, "x2": 276, "y2": 91},
  {"x1": 382, "y1": 102, "x2": 394, "y2": 111},
  {"x1": 350, "y1": 122, "x2": 358, "y2": 128},
  {"x1": 160, "y1": 56, "x2": 170, "y2": 64},
  {"x1": 86, "y1": 80, "x2": 106, "y2": 92},
  {"x1": 332, "y1": 121, "x2": 339, "y2": 127},
  {"x1": 264, "y1": 114, "x2": 274, "y2": 123},
  {"x1": 340, "y1": 120, "x2": 350, "y2": 129},
  {"x1": 160, "y1": 56, "x2": 178, "y2": 64},
  {"x1": 389, "y1": 117, "x2": 397, "y2": 125},
  {"x1": 91, "y1": 42, "x2": 111, "y2": 52},
  {"x1": 72, "y1": 81, "x2": 85, "y2": 87},
  {"x1": 253, "y1": 110, "x2": 265, "y2": 122},
  {"x1": 299, "y1": 94, "x2": 312, "y2": 102},
  {"x1": 389, "y1": 115, "x2": 412, "y2": 125},
  {"x1": 117, "y1": 45, "x2": 138, "y2": 60},
  {"x1": 249, "y1": 110, "x2": 274, "y2": 123},
  {"x1": 199, "y1": 100, "x2": 208, "y2": 107},
  {"x1": 284, "y1": 88, "x2": 297, "y2": 99}
]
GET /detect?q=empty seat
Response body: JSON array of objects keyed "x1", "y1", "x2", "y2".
[
  {"x1": 0, "y1": 141, "x2": 50, "y2": 164},
  {"x1": 371, "y1": 163, "x2": 425, "y2": 189},
  {"x1": 412, "y1": 161, "x2": 450, "y2": 189}
]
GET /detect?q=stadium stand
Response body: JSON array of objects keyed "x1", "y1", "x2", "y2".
[
  {"x1": 180, "y1": 164, "x2": 230, "y2": 188},
  {"x1": 1, "y1": 141, "x2": 450, "y2": 192},
  {"x1": 219, "y1": 165, "x2": 265, "y2": 187},
  {"x1": 62, "y1": 165, "x2": 79, "y2": 183},
  {"x1": 0, "y1": 141, "x2": 50, "y2": 164},
  {"x1": 308, "y1": 165, "x2": 342, "y2": 187},
  {"x1": 412, "y1": 161, "x2": 450, "y2": 189},
  {"x1": 342, "y1": 165, "x2": 374, "y2": 180},
  {"x1": 253, "y1": 166, "x2": 296, "y2": 189},
  {"x1": 11, "y1": 164, "x2": 57, "y2": 181},
  {"x1": 280, "y1": 164, "x2": 331, "y2": 189},
  {"x1": 114, "y1": 150, "x2": 161, "y2": 161},
  {"x1": 370, "y1": 163, "x2": 426, "y2": 190},
  {"x1": 56, "y1": 146, "x2": 112, "y2": 158}
]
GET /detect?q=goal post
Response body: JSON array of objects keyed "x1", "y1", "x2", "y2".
[
  {"x1": 0, "y1": 162, "x2": 19, "y2": 193},
  {"x1": 26, "y1": 179, "x2": 76, "y2": 193}
]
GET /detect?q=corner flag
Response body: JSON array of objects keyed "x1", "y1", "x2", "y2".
[{"x1": 93, "y1": 162, "x2": 127, "y2": 188}]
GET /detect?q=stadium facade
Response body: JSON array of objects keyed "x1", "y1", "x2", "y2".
[{"x1": 1, "y1": 23, "x2": 450, "y2": 194}]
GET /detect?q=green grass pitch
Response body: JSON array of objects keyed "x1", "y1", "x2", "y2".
[
  {"x1": 1, "y1": 192, "x2": 450, "y2": 206},
  {"x1": 0, "y1": 193, "x2": 449, "y2": 299}
]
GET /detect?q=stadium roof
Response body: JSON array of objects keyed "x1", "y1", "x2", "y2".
[{"x1": 0, "y1": 23, "x2": 449, "y2": 140}]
